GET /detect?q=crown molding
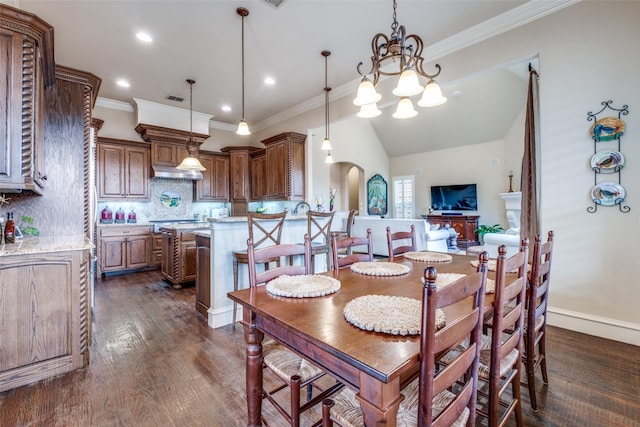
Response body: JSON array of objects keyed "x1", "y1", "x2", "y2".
[{"x1": 95, "y1": 97, "x2": 134, "y2": 112}]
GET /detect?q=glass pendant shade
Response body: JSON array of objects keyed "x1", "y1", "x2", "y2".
[
  {"x1": 353, "y1": 77, "x2": 382, "y2": 106},
  {"x1": 357, "y1": 103, "x2": 382, "y2": 118},
  {"x1": 417, "y1": 79, "x2": 447, "y2": 107},
  {"x1": 392, "y1": 67, "x2": 423, "y2": 97},
  {"x1": 177, "y1": 155, "x2": 206, "y2": 171},
  {"x1": 321, "y1": 137, "x2": 332, "y2": 150},
  {"x1": 392, "y1": 97, "x2": 418, "y2": 119},
  {"x1": 236, "y1": 119, "x2": 250, "y2": 135},
  {"x1": 325, "y1": 151, "x2": 334, "y2": 164}
]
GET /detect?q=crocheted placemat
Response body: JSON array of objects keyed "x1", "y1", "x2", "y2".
[
  {"x1": 266, "y1": 274, "x2": 341, "y2": 298},
  {"x1": 420, "y1": 273, "x2": 495, "y2": 293},
  {"x1": 343, "y1": 295, "x2": 445, "y2": 336},
  {"x1": 402, "y1": 251, "x2": 453, "y2": 262},
  {"x1": 350, "y1": 261, "x2": 410, "y2": 276}
]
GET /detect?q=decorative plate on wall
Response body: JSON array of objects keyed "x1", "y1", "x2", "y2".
[
  {"x1": 591, "y1": 182, "x2": 625, "y2": 206},
  {"x1": 590, "y1": 150, "x2": 625, "y2": 173},
  {"x1": 160, "y1": 190, "x2": 181, "y2": 208},
  {"x1": 590, "y1": 117, "x2": 625, "y2": 141}
]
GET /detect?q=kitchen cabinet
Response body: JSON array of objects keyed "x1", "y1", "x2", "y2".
[
  {"x1": 261, "y1": 132, "x2": 306, "y2": 200},
  {"x1": 151, "y1": 232, "x2": 162, "y2": 267},
  {"x1": 161, "y1": 227, "x2": 200, "y2": 288},
  {"x1": 97, "y1": 138, "x2": 150, "y2": 200},
  {"x1": 0, "y1": 5, "x2": 55, "y2": 194},
  {"x1": 424, "y1": 214, "x2": 480, "y2": 249},
  {"x1": 222, "y1": 146, "x2": 262, "y2": 215},
  {"x1": 195, "y1": 151, "x2": 230, "y2": 202},
  {"x1": 250, "y1": 149, "x2": 267, "y2": 201},
  {"x1": 98, "y1": 225, "x2": 152, "y2": 275},
  {"x1": 195, "y1": 233, "x2": 210, "y2": 317},
  {"x1": 151, "y1": 141, "x2": 189, "y2": 168}
]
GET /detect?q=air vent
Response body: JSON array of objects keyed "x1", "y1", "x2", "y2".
[
  {"x1": 166, "y1": 95, "x2": 184, "y2": 102},
  {"x1": 264, "y1": 0, "x2": 285, "y2": 8}
]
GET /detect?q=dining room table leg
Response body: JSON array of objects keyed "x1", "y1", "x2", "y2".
[
  {"x1": 355, "y1": 374, "x2": 403, "y2": 426},
  {"x1": 243, "y1": 308, "x2": 265, "y2": 427}
]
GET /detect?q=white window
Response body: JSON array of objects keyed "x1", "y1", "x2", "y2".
[{"x1": 392, "y1": 175, "x2": 414, "y2": 218}]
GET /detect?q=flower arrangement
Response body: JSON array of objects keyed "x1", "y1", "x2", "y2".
[{"x1": 329, "y1": 188, "x2": 337, "y2": 211}]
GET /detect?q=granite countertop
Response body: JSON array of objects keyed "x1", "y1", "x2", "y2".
[
  {"x1": 193, "y1": 230, "x2": 211, "y2": 238},
  {"x1": 0, "y1": 235, "x2": 93, "y2": 257},
  {"x1": 157, "y1": 223, "x2": 211, "y2": 231},
  {"x1": 214, "y1": 215, "x2": 307, "y2": 223}
]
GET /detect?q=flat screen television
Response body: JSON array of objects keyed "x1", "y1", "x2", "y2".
[{"x1": 430, "y1": 184, "x2": 478, "y2": 212}]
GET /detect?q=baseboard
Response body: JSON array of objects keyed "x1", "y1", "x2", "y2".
[
  {"x1": 547, "y1": 306, "x2": 640, "y2": 347},
  {"x1": 207, "y1": 305, "x2": 240, "y2": 329}
]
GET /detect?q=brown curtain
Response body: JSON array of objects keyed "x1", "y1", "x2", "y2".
[{"x1": 521, "y1": 67, "x2": 540, "y2": 244}]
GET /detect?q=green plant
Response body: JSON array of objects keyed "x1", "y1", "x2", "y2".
[
  {"x1": 20, "y1": 215, "x2": 40, "y2": 236},
  {"x1": 474, "y1": 223, "x2": 504, "y2": 244}
]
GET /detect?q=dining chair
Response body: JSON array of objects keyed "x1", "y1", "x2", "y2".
[
  {"x1": 320, "y1": 251, "x2": 490, "y2": 427},
  {"x1": 330, "y1": 228, "x2": 373, "y2": 271},
  {"x1": 523, "y1": 230, "x2": 554, "y2": 411},
  {"x1": 306, "y1": 210, "x2": 335, "y2": 273},
  {"x1": 477, "y1": 241, "x2": 529, "y2": 426},
  {"x1": 232, "y1": 211, "x2": 287, "y2": 325},
  {"x1": 386, "y1": 224, "x2": 417, "y2": 261},
  {"x1": 332, "y1": 209, "x2": 359, "y2": 256},
  {"x1": 247, "y1": 235, "x2": 343, "y2": 426}
]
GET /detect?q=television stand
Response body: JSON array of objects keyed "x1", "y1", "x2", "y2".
[{"x1": 422, "y1": 214, "x2": 480, "y2": 249}]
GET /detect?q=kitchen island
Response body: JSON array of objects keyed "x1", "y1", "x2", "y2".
[
  {"x1": 0, "y1": 236, "x2": 92, "y2": 392},
  {"x1": 194, "y1": 215, "x2": 327, "y2": 328}
]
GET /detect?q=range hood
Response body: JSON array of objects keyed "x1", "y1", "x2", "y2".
[{"x1": 152, "y1": 164, "x2": 203, "y2": 180}]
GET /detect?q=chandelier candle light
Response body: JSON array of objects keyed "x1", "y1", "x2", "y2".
[
  {"x1": 322, "y1": 50, "x2": 334, "y2": 164},
  {"x1": 176, "y1": 79, "x2": 206, "y2": 171},
  {"x1": 236, "y1": 7, "x2": 250, "y2": 135},
  {"x1": 354, "y1": 0, "x2": 447, "y2": 119}
]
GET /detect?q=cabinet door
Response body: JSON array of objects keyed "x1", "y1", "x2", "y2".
[
  {"x1": 161, "y1": 231, "x2": 175, "y2": 279},
  {"x1": 127, "y1": 235, "x2": 151, "y2": 269},
  {"x1": 251, "y1": 154, "x2": 266, "y2": 201},
  {"x1": 98, "y1": 144, "x2": 125, "y2": 198},
  {"x1": 266, "y1": 140, "x2": 287, "y2": 199},
  {"x1": 195, "y1": 154, "x2": 214, "y2": 200},
  {"x1": 153, "y1": 142, "x2": 178, "y2": 166},
  {"x1": 181, "y1": 241, "x2": 197, "y2": 282},
  {"x1": 230, "y1": 151, "x2": 250, "y2": 200},
  {"x1": 100, "y1": 236, "x2": 126, "y2": 271},
  {"x1": 195, "y1": 237, "x2": 210, "y2": 316},
  {"x1": 212, "y1": 156, "x2": 230, "y2": 201},
  {"x1": 125, "y1": 146, "x2": 149, "y2": 199}
]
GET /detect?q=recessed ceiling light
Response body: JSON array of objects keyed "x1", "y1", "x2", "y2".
[
  {"x1": 136, "y1": 32, "x2": 152, "y2": 42},
  {"x1": 264, "y1": 77, "x2": 276, "y2": 85},
  {"x1": 116, "y1": 79, "x2": 130, "y2": 88},
  {"x1": 221, "y1": 105, "x2": 232, "y2": 112}
]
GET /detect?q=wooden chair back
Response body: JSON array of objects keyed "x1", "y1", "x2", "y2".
[
  {"x1": 247, "y1": 211, "x2": 287, "y2": 249},
  {"x1": 386, "y1": 224, "x2": 417, "y2": 261},
  {"x1": 483, "y1": 240, "x2": 529, "y2": 425},
  {"x1": 330, "y1": 229, "x2": 373, "y2": 271},
  {"x1": 344, "y1": 209, "x2": 358, "y2": 237},
  {"x1": 247, "y1": 234, "x2": 312, "y2": 287},
  {"x1": 418, "y1": 252, "x2": 489, "y2": 426},
  {"x1": 308, "y1": 210, "x2": 335, "y2": 245}
]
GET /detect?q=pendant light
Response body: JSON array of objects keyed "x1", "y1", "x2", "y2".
[
  {"x1": 177, "y1": 79, "x2": 206, "y2": 171},
  {"x1": 236, "y1": 7, "x2": 250, "y2": 135},
  {"x1": 321, "y1": 50, "x2": 334, "y2": 163}
]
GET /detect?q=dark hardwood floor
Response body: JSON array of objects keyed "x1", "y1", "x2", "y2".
[{"x1": 1, "y1": 270, "x2": 639, "y2": 426}]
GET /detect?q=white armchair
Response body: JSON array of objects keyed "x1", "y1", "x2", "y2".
[
  {"x1": 351, "y1": 217, "x2": 450, "y2": 256},
  {"x1": 482, "y1": 231, "x2": 521, "y2": 258}
]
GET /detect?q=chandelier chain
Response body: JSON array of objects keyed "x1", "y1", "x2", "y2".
[{"x1": 391, "y1": 0, "x2": 398, "y2": 32}]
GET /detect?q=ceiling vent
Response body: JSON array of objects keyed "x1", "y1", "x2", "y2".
[
  {"x1": 166, "y1": 95, "x2": 184, "y2": 102},
  {"x1": 264, "y1": 0, "x2": 285, "y2": 8}
]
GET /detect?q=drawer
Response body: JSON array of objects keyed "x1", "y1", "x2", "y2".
[
  {"x1": 180, "y1": 231, "x2": 196, "y2": 241},
  {"x1": 100, "y1": 225, "x2": 151, "y2": 237},
  {"x1": 152, "y1": 234, "x2": 162, "y2": 250}
]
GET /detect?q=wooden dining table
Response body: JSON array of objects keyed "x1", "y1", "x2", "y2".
[{"x1": 227, "y1": 252, "x2": 489, "y2": 427}]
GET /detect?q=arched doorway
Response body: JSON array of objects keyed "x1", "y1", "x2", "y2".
[{"x1": 329, "y1": 161, "x2": 364, "y2": 213}]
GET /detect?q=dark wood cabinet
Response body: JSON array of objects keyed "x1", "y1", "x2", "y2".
[
  {"x1": 161, "y1": 228, "x2": 199, "y2": 288},
  {"x1": 424, "y1": 214, "x2": 480, "y2": 249},
  {"x1": 98, "y1": 225, "x2": 152, "y2": 275},
  {"x1": 151, "y1": 141, "x2": 189, "y2": 168},
  {"x1": 97, "y1": 139, "x2": 150, "y2": 200},
  {"x1": 195, "y1": 151, "x2": 230, "y2": 202},
  {"x1": 261, "y1": 132, "x2": 306, "y2": 200},
  {"x1": 222, "y1": 146, "x2": 262, "y2": 216},
  {"x1": 250, "y1": 149, "x2": 266, "y2": 201},
  {"x1": 0, "y1": 5, "x2": 55, "y2": 194},
  {"x1": 195, "y1": 234, "x2": 210, "y2": 317}
]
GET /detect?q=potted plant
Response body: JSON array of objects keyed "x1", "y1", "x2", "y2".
[{"x1": 474, "y1": 223, "x2": 504, "y2": 245}]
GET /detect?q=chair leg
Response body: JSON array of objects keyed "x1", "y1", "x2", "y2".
[
  {"x1": 539, "y1": 331, "x2": 549, "y2": 384},
  {"x1": 232, "y1": 256, "x2": 239, "y2": 326},
  {"x1": 290, "y1": 375, "x2": 301, "y2": 427},
  {"x1": 321, "y1": 399, "x2": 334, "y2": 427},
  {"x1": 525, "y1": 338, "x2": 538, "y2": 412},
  {"x1": 513, "y1": 369, "x2": 524, "y2": 427}
]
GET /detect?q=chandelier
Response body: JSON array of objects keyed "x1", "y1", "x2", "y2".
[
  {"x1": 321, "y1": 50, "x2": 334, "y2": 164},
  {"x1": 354, "y1": 0, "x2": 447, "y2": 119},
  {"x1": 176, "y1": 79, "x2": 206, "y2": 171},
  {"x1": 236, "y1": 7, "x2": 250, "y2": 135}
]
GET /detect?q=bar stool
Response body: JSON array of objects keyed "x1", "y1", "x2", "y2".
[
  {"x1": 232, "y1": 211, "x2": 286, "y2": 325},
  {"x1": 306, "y1": 210, "x2": 335, "y2": 273}
]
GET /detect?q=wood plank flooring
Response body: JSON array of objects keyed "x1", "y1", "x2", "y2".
[{"x1": 1, "y1": 270, "x2": 639, "y2": 426}]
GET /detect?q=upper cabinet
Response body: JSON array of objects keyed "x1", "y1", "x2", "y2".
[
  {"x1": 0, "y1": 4, "x2": 55, "y2": 195},
  {"x1": 261, "y1": 132, "x2": 306, "y2": 200},
  {"x1": 97, "y1": 138, "x2": 150, "y2": 200},
  {"x1": 195, "y1": 150, "x2": 230, "y2": 202},
  {"x1": 250, "y1": 149, "x2": 266, "y2": 201}
]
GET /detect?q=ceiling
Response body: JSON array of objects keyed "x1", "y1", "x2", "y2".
[{"x1": 16, "y1": 0, "x2": 538, "y2": 155}]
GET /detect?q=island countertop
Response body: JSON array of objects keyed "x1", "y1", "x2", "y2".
[{"x1": 0, "y1": 235, "x2": 93, "y2": 257}]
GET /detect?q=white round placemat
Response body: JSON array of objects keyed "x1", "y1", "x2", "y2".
[
  {"x1": 350, "y1": 261, "x2": 410, "y2": 276},
  {"x1": 343, "y1": 295, "x2": 445, "y2": 336},
  {"x1": 266, "y1": 274, "x2": 341, "y2": 298},
  {"x1": 403, "y1": 251, "x2": 453, "y2": 262}
]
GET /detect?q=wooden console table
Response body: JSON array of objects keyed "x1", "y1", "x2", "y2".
[{"x1": 424, "y1": 214, "x2": 480, "y2": 249}]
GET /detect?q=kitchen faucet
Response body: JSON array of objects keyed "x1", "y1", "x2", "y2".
[{"x1": 293, "y1": 201, "x2": 311, "y2": 214}]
